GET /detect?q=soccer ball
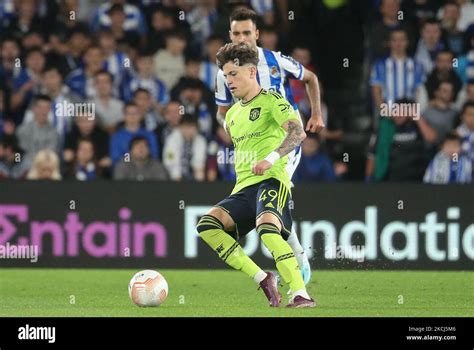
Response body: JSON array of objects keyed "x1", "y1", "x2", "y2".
[{"x1": 128, "y1": 270, "x2": 168, "y2": 307}]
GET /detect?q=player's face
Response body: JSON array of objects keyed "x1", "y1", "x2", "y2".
[
  {"x1": 229, "y1": 20, "x2": 259, "y2": 49},
  {"x1": 222, "y1": 61, "x2": 255, "y2": 99}
]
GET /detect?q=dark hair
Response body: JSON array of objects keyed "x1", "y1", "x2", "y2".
[
  {"x1": 442, "y1": 131, "x2": 461, "y2": 144},
  {"x1": 422, "y1": 18, "x2": 441, "y2": 28},
  {"x1": 164, "y1": 30, "x2": 186, "y2": 41},
  {"x1": 25, "y1": 46, "x2": 44, "y2": 58},
  {"x1": 180, "y1": 77, "x2": 203, "y2": 90},
  {"x1": 206, "y1": 34, "x2": 225, "y2": 44},
  {"x1": 216, "y1": 42, "x2": 258, "y2": 70},
  {"x1": 108, "y1": 3, "x2": 125, "y2": 15},
  {"x1": 0, "y1": 135, "x2": 23, "y2": 154},
  {"x1": 435, "y1": 79, "x2": 454, "y2": 92},
  {"x1": 137, "y1": 47, "x2": 155, "y2": 58},
  {"x1": 179, "y1": 114, "x2": 198, "y2": 126},
  {"x1": 133, "y1": 88, "x2": 151, "y2": 97},
  {"x1": 124, "y1": 102, "x2": 138, "y2": 112},
  {"x1": 33, "y1": 94, "x2": 52, "y2": 105},
  {"x1": 229, "y1": 8, "x2": 258, "y2": 25},
  {"x1": 461, "y1": 101, "x2": 474, "y2": 116},
  {"x1": 389, "y1": 28, "x2": 407, "y2": 39},
  {"x1": 185, "y1": 55, "x2": 201, "y2": 65},
  {"x1": 43, "y1": 66, "x2": 63, "y2": 78},
  {"x1": 95, "y1": 69, "x2": 113, "y2": 82},
  {"x1": 129, "y1": 135, "x2": 149, "y2": 150},
  {"x1": 436, "y1": 49, "x2": 454, "y2": 58}
]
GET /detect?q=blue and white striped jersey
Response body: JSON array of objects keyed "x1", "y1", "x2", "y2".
[
  {"x1": 91, "y1": 3, "x2": 147, "y2": 34},
  {"x1": 215, "y1": 46, "x2": 305, "y2": 110},
  {"x1": 423, "y1": 152, "x2": 472, "y2": 184},
  {"x1": 370, "y1": 56, "x2": 425, "y2": 103}
]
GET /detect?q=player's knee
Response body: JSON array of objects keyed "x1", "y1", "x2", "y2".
[
  {"x1": 196, "y1": 214, "x2": 224, "y2": 237},
  {"x1": 256, "y1": 221, "x2": 282, "y2": 238},
  {"x1": 256, "y1": 212, "x2": 281, "y2": 230}
]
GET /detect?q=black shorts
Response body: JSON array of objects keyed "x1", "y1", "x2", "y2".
[{"x1": 214, "y1": 178, "x2": 293, "y2": 241}]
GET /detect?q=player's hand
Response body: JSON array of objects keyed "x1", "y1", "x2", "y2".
[
  {"x1": 251, "y1": 160, "x2": 272, "y2": 175},
  {"x1": 305, "y1": 114, "x2": 325, "y2": 133}
]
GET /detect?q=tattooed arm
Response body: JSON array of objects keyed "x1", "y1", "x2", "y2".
[
  {"x1": 251, "y1": 119, "x2": 306, "y2": 175},
  {"x1": 276, "y1": 119, "x2": 307, "y2": 157}
]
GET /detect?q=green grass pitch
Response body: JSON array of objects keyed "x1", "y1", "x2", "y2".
[{"x1": 0, "y1": 269, "x2": 473, "y2": 317}]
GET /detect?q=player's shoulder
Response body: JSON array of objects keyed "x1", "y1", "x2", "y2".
[{"x1": 261, "y1": 89, "x2": 285, "y2": 102}]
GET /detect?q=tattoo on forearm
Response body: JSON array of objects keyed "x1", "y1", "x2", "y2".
[{"x1": 276, "y1": 121, "x2": 305, "y2": 157}]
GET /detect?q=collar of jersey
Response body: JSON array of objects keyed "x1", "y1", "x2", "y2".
[{"x1": 240, "y1": 88, "x2": 264, "y2": 107}]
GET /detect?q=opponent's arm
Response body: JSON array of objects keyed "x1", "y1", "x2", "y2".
[{"x1": 302, "y1": 69, "x2": 325, "y2": 133}]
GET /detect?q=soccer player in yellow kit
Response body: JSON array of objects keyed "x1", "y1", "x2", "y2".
[{"x1": 196, "y1": 42, "x2": 316, "y2": 308}]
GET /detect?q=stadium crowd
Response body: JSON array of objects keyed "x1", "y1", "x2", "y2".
[{"x1": 0, "y1": 0, "x2": 473, "y2": 184}]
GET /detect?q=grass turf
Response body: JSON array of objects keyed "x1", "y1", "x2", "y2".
[{"x1": 0, "y1": 269, "x2": 473, "y2": 317}]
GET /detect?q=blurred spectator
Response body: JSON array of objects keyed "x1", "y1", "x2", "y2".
[
  {"x1": 456, "y1": 101, "x2": 474, "y2": 172},
  {"x1": 91, "y1": 1, "x2": 146, "y2": 47},
  {"x1": 26, "y1": 149, "x2": 61, "y2": 180},
  {"x1": 438, "y1": 0, "x2": 474, "y2": 32},
  {"x1": 259, "y1": 26, "x2": 278, "y2": 51},
  {"x1": 146, "y1": 7, "x2": 177, "y2": 53},
  {"x1": 60, "y1": 28, "x2": 91, "y2": 75},
  {"x1": 0, "y1": 37, "x2": 21, "y2": 87},
  {"x1": 171, "y1": 77, "x2": 215, "y2": 140},
  {"x1": 251, "y1": 0, "x2": 275, "y2": 26},
  {"x1": 206, "y1": 125, "x2": 236, "y2": 182},
  {"x1": 422, "y1": 81, "x2": 458, "y2": 144},
  {"x1": 201, "y1": 34, "x2": 224, "y2": 91},
  {"x1": 89, "y1": 70, "x2": 124, "y2": 133},
  {"x1": 455, "y1": 24, "x2": 474, "y2": 84},
  {"x1": 113, "y1": 135, "x2": 168, "y2": 181},
  {"x1": 133, "y1": 88, "x2": 163, "y2": 131},
  {"x1": 65, "y1": 138, "x2": 101, "y2": 180},
  {"x1": 415, "y1": 19, "x2": 447, "y2": 74},
  {"x1": 5, "y1": 0, "x2": 45, "y2": 41},
  {"x1": 51, "y1": 0, "x2": 88, "y2": 44},
  {"x1": 98, "y1": 30, "x2": 130, "y2": 96},
  {"x1": 65, "y1": 45, "x2": 105, "y2": 99},
  {"x1": 371, "y1": 29, "x2": 424, "y2": 111},
  {"x1": 424, "y1": 131, "x2": 471, "y2": 183},
  {"x1": 153, "y1": 31, "x2": 187, "y2": 91},
  {"x1": 185, "y1": 0, "x2": 218, "y2": 54},
  {"x1": 110, "y1": 102, "x2": 158, "y2": 165},
  {"x1": 63, "y1": 113, "x2": 111, "y2": 170},
  {"x1": 368, "y1": 0, "x2": 416, "y2": 59},
  {"x1": 0, "y1": 0, "x2": 15, "y2": 29},
  {"x1": 294, "y1": 133, "x2": 336, "y2": 182},
  {"x1": 0, "y1": 135, "x2": 29, "y2": 179},
  {"x1": 163, "y1": 114, "x2": 206, "y2": 181},
  {"x1": 17, "y1": 94, "x2": 59, "y2": 165},
  {"x1": 402, "y1": 0, "x2": 439, "y2": 28},
  {"x1": 11, "y1": 47, "x2": 45, "y2": 121},
  {"x1": 22, "y1": 66, "x2": 80, "y2": 145},
  {"x1": 290, "y1": 46, "x2": 315, "y2": 117},
  {"x1": 455, "y1": 81, "x2": 474, "y2": 110},
  {"x1": 155, "y1": 100, "x2": 183, "y2": 160},
  {"x1": 440, "y1": 2, "x2": 465, "y2": 56},
  {"x1": 122, "y1": 50, "x2": 168, "y2": 107},
  {"x1": 424, "y1": 50, "x2": 463, "y2": 102},
  {"x1": 370, "y1": 98, "x2": 437, "y2": 181}
]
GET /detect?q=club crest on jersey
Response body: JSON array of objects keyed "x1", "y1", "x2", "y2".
[
  {"x1": 249, "y1": 107, "x2": 261, "y2": 121},
  {"x1": 270, "y1": 66, "x2": 280, "y2": 78}
]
